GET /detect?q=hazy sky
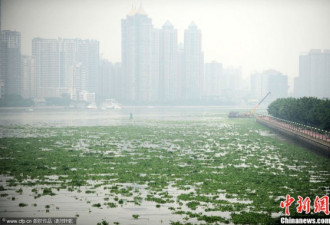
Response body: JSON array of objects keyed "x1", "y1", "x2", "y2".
[{"x1": 2, "y1": 0, "x2": 330, "y2": 90}]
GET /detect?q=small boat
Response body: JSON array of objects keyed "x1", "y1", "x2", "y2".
[{"x1": 87, "y1": 103, "x2": 97, "y2": 109}]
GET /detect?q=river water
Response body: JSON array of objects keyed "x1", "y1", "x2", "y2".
[
  {"x1": 0, "y1": 106, "x2": 239, "y2": 225},
  {"x1": 2, "y1": 106, "x2": 320, "y2": 225},
  {"x1": 0, "y1": 106, "x2": 238, "y2": 127}
]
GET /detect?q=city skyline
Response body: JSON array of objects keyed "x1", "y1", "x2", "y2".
[{"x1": 2, "y1": 0, "x2": 330, "y2": 91}]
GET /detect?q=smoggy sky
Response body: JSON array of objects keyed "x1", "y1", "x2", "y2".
[{"x1": 2, "y1": 0, "x2": 330, "y2": 90}]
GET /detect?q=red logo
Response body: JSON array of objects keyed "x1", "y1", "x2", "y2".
[
  {"x1": 314, "y1": 196, "x2": 329, "y2": 215},
  {"x1": 297, "y1": 196, "x2": 311, "y2": 214},
  {"x1": 280, "y1": 195, "x2": 329, "y2": 216},
  {"x1": 280, "y1": 195, "x2": 295, "y2": 216}
]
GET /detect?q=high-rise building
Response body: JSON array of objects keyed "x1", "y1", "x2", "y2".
[
  {"x1": 184, "y1": 22, "x2": 204, "y2": 101},
  {"x1": 151, "y1": 28, "x2": 160, "y2": 102},
  {"x1": 62, "y1": 39, "x2": 100, "y2": 95},
  {"x1": 0, "y1": 80, "x2": 4, "y2": 99},
  {"x1": 85, "y1": 40, "x2": 100, "y2": 94},
  {"x1": 121, "y1": 5, "x2": 155, "y2": 103},
  {"x1": 32, "y1": 38, "x2": 61, "y2": 97},
  {"x1": 0, "y1": 0, "x2": 2, "y2": 83},
  {"x1": 0, "y1": 0, "x2": 2, "y2": 32},
  {"x1": 68, "y1": 62, "x2": 86, "y2": 100},
  {"x1": 159, "y1": 21, "x2": 178, "y2": 102},
  {"x1": 99, "y1": 59, "x2": 122, "y2": 101},
  {"x1": 0, "y1": 30, "x2": 22, "y2": 96},
  {"x1": 99, "y1": 59, "x2": 111, "y2": 100},
  {"x1": 294, "y1": 49, "x2": 330, "y2": 98},
  {"x1": 21, "y1": 55, "x2": 36, "y2": 98},
  {"x1": 224, "y1": 67, "x2": 242, "y2": 92},
  {"x1": 251, "y1": 70, "x2": 288, "y2": 103},
  {"x1": 177, "y1": 43, "x2": 185, "y2": 101},
  {"x1": 204, "y1": 61, "x2": 223, "y2": 99},
  {"x1": 32, "y1": 38, "x2": 99, "y2": 98}
]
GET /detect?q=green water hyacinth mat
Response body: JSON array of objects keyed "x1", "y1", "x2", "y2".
[{"x1": 0, "y1": 119, "x2": 329, "y2": 224}]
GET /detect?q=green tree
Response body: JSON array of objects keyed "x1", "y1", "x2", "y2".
[
  {"x1": 268, "y1": 97, "x2": 330, "y2": 131},
  {"x1": 0, "y1": 95, "x2": 34, "y2": 107}
]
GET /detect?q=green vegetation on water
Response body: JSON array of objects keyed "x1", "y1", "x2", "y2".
[
  {"x1": 19, "y1": 203, "x2": 28, "y2": 207},
  {"x1": 132, "y1": 214, "x2": 140, "y2": 219},
  {"x1": 96, "y1": 220, "x2": 109, "y2": 225},
  {"x1": 0, "y1": 117, "x2": 329, "y2": 224}
]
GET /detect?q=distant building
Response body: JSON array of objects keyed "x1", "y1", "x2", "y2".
[
  {"x1": 68, "y1": 62, "x2": 86, "y2": 99},
  {"x1": 0, "y1": 80, "x2": 4, "y2": 99},
  {"x1": 294, "y1": 49, "x2": 330, "y2": 98},
  {"x1": 79, "y1": 91, "x2": 95, "y2": 104},
  {"x1": 120, "y1": 7, "x2": 210, "y2": 103},
  {"x1": 224, "y1": 67, "x2": 242, "y2": 92},
  {"x1": 112, "y1": 63, "x2": 122, "y2": 101},
  {"x1": 21, "y1": 55, "x2": 36, "y2": 98},
  {"x1": 204, "y1": 61, "x2": 223, "y2": 99},
  {"x1": 184, "y1": 22, "x2": 204, "y2": 101},
  {"x1": 0, "y1": 1, "x2": 2, "y2": 82},
  {"x1": 0, "y1": 30, "x2": 22, "y2": 96},
  {"x1": 83, "y1": 40, "x2": 100, "y2": 94},
  {"x1": 62, "y1": 39, "x2": 100, "y2": 95},
  {"x1": 99, "y1": 59, "x2": 122, "y2": 101},
  {"x1": 32, "y1": 38, "x2": 99, "y2": 98},
  {"x1": 121, "y1": 5, "x2": 155, "y2": 103},
  {"x1": 151, "y1": 28, "x2": 160, "y2": 102},
  {"x1": 159, "y1": 21, "x2": 178, "y2": 102},
  {"x1": 251, "y1": 70, "x2": 288, "y2": 103},
  {"x1": 0, "y1": 1, "x2": 2, "y2": 32},
  {"x1": 177, "y1": 43, "x2": 185, "y2": 101},
  {"x1": 32, "y1": 38, "x2": 61, "y2": 97}
]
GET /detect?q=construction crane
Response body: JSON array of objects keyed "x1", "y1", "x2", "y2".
[
  {"x1": 249, "y1": 91, "x2": 271, "y2": 116},
  {"x1": 228, "y1": 92, "x2": 271, "y2": 118}
]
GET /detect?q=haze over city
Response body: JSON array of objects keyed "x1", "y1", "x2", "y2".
[
  {"x1": 1, "y1": 1, "x2": 330, "y2": 224},
  {"x1": 2, "y1": 0, "x2": 330, "y2": 86}
]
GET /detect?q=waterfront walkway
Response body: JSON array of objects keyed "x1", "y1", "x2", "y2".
[{"x1": 256, "y1": 115, "x2": 330, "y2": 153}]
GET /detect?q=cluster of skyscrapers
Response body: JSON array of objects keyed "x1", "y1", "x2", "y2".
[
  {"x1": 1, "y1": 35, "x2": 100, "y2": 103},
  {"x1": 0, "y1": 5, "x2": 329, "y2": 105},
  {"x1": 121, "y1": 6, "x2": 206, "y2": 103},
  {"x1": 294, "y1": 50, "x2": 330, "y2": 98}
]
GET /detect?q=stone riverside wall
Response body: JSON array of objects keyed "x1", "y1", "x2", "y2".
[{"x1": 256, "y1": 116, "x2": 330, "y2": 156}]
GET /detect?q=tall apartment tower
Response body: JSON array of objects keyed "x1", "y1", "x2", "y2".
[
  {"x1": 294, "y1": 49, "x2": 330, "y2": 98},
  {"x1": 121, "y1": 5, "x2": 155, "y2": 103},
  {"x1": 84, "y1": 40, "x2": 100, "y2": 94},
  {"x1": 159, "y1": 21, "x2": 178, "y2": 102},
  {"x1": 99, "y1": 59, "x2": 122, "y2": 101},
  {"x1": 251, "y1": 70, "x2": 288, "y2": 103},
  {"x1": 32, "y1": 38, "x2": 99, "y2": 98},
  {"x1": 21, "y1": 55, "x2": 36, "y2": 98},
  {"x1": 184, "y1": 22, "x2": 204, "y2": 101},
  {"x1": 204, "y1": 61, "x2": 223, "y2": 98},
  {"x1": 0, "y1": 0, "x2": 2, "y2": 84},
  {"x1": 0, "y1": 30, "x2": 22, "y2": 96},
  {"x1": 151, "y1": 28, "x2": 160, "y2": 102},
  {"x1": 177, "y1": 43, "x2": 185, "y2": 101},
  {"x1": 32, "y1": 38, "x2": 61, "y2": 97},
  {"x1": 62, "y1": 39, "x2": 100, "y2": 95},
  {"x1": 0, "y1": 0, "x2": 2, "y2": 31}
]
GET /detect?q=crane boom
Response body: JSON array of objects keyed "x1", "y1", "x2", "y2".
[
  {"x1": 249, "y1": 91, "x2": 271, "y2": 115},
  {"x1": 228, "y1": 91, "x2": 271, "y2": 118},
  {"x1": 258, "y1": 91, "x2": 271, "y2": 105}
]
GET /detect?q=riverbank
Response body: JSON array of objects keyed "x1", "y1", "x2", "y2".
[{"x1": 256, "y1": 116, "x2": 330, "y2": 156}]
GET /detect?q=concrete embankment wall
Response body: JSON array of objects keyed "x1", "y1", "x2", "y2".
[{"x1": 256, "y1": 117, "x2": 330, "y2": 156}]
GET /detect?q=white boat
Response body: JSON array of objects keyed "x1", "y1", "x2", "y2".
[
  {"x1": 102, "y1": 99, "x2": 122, "y2": 110},
  {"x1": 87, "y1": 103, "x2": 97, "y2": 109}
]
